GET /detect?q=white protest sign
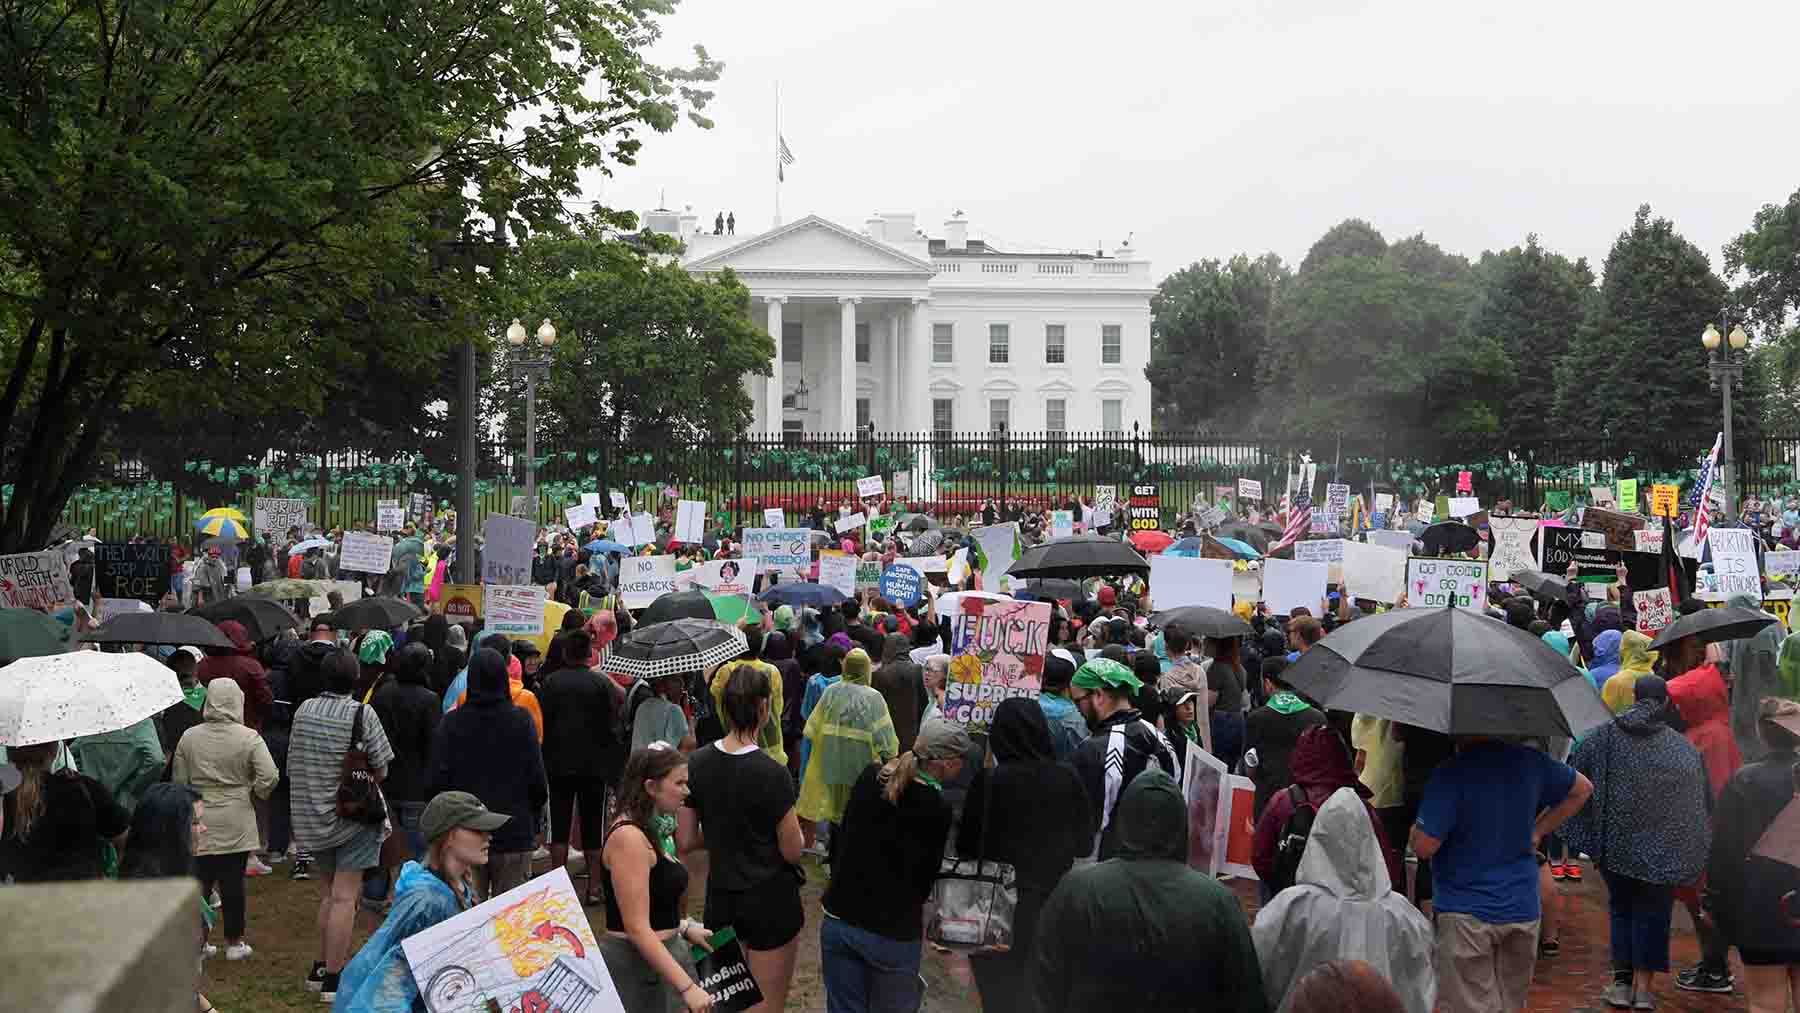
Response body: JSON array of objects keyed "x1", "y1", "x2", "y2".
[
  {"x1": 564, "y1": 503, "x2": 598, "y2": 531},
  {"x1": 681, "y1": 557, "x2": 760, "y2": 597},
  {"x1": 1447, "y1": 497, "x2": 1480, "y2": 519},
  {"x1": 1581, "y1": 530, "x2": 1607, "y2": 550},
  {"x1": 1707, "y1": 528, "x2": 1760, "y2": 598},
  {"x1": 1487, "y1": 517, "x2": 1540, "y2": 581},
  {"x1": 609, "y1": 490, "x2": 628, "y2": 510},
  {"x1": 1261, "y1": 558, "x2": 1328, "y2": 616},
  {"x1": 1199, "y1": 505, "x2": 1229, "y2": 529},
  {"x1": 743, "y1": 528, "x2": 812, "y2": 580},
  {"x1": 1341, "y1": 541, "x2": 1407, "y2": 604},
  {"x1": 1051, "y1": 511, "x2": 1075, "y2": 539},
  {"x1": 1406, "y1": 556, "x2": 1488, "y2": 611},
  {"x1": 1295, "y1": 538, "x2": 1345, "y2": 584},
  {"x1": 0, "y1": 551, "x2": 74, "y2": 610},
  {"x1": 1415, "y1": 499, "x2": 1434, "y2": 524},
  {"x1": 1149, "y1": 555, "x2": 1232, "y2": 610},
  {"x1": 1375, "y1": 492, "x2": 1394, "y2": 512},
  {"x1": 338, "y1": 531, "x2": 393, "y2": 575},
  {"x1": 834, "y1": 512, "x2": 866, "y2": 534},
  {"x1": 1095, "y1": 485, "x2": 1118, "y2": 514},
  {"x1": 579, "y1": 492, "x2": 602, "y2": 510},
  {"x1": 480, "y1": 514, "x2": 536, "y2": 586},
  {"x1": 484, "y1": 584, "x2": 546, "y2": 636},
  {"x1": 1766, "y1": 549, "x2": 1800, "y2": 581},
  {"x1": 1325, "y1": 483, "x2": 1350, "y2": 517},
  {"x1": 253, "y1": 497, "x2": 308, "y2": 535},
  {"x1": 893, "y1": 471, "x2": 912, "y2": 499},
  {"x1": 1634, "y1": 528, "x2": 1665, "y2": 555},
  {"x1": 1634, "y1": 587, "x2": 1674, "y2": 634},
  {"x1": 375, "y1": 505, "x2": 405, "y2": 533},
  {"x1": 1368, "y1": 530, "x2": 1417, "y2": 552},
  {"x1": 971, "y1": 523, "x2": 1018, "y2": 593},
  {"x1": 947, "y1": 548, "x2": 970, "y2": 586},
  {"x1": 675, "y1": 500, "x2": 707, "y2": 544},
  {"x1": 1589, "y1": 485, "x2": 1615, "y2": 506},
  {"x1": 856, "y1": 475, "x2": 885, "y2": 499},
  {"x1": 619, "y1": 554, "x2": 678, "y2": 609},
  {"x1": 764, "y1": 508, "x2": 786, "y2": 528},
  {"x1": 616, "y1": 512, "x2": 656, "y2": 548},
  {"x1": 1237, "y1": 478, "x2": 1262, "y2": 502},
  {"x1": 818, "y1": 551, "x2": 858, "y2": 597}
]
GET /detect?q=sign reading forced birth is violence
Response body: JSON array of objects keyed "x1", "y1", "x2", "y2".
[{"x1": 943, "y1": 597, "x2": 1051, "y2": 735}]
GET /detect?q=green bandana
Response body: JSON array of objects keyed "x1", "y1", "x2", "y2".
[
  {"x1": 1267, "y1": 691, "x2": 1311, "y2": 715},
  {"x1": 1071, "y1": 657, "x2": 1143, "y2": 692},
  {"x1": 916, "y1": 771, "x2": 944, "y2": 794},
  {"x1": 653, "y1": 813, "x2": 678, "y2": 858},
  {"x1": 1181, "y1": 723, "x2": 1200, "y2": 744}
]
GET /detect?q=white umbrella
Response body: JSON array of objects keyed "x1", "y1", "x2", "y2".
[{"x1": 0, "y1": 651, "x2": 183, "y2": 746}]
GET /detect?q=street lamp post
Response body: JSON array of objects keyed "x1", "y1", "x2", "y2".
[
  {"x1": 507, "y1": 317, "x2": 557, "y2": 519},
  {"x1": 1701, "y1": 321, "x2": 1749, "y2": 520}
]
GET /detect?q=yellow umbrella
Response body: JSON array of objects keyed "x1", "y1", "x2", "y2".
[{"x1": 200, "y1": 506, "x2": 248, "y2": 523}]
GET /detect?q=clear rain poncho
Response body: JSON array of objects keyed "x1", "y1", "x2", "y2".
[
  {"x1": 1251, "y1": 787, "x2": 1436, "y2": 1013},
  {"x1": 797, "y1": 649, "x2": 899, "y2": 824}
]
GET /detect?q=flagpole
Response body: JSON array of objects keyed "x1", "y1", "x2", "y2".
[{"x1": 774, "y1": 80, "x2": 782, "y2": 228}]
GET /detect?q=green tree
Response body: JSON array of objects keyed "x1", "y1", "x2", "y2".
[
  {"x1": 1725, "y1": 187, "x2": 1800, "y2": 336},
  {"x1": 1467, "y1": 236, "x2": 1596, "y2": 444},
  {"x1": 0, "y1": 0, "x2": 719, "y2": 550},
  {"x1": 1145, "y1": 254, "x2": 1287, "y2": 431}
]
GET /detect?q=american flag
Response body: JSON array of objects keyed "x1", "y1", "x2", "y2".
[
  {"x1": 778, "y1": 135, "x2": 796, "y2": 181},
  {"x1": 1270, "y1": 493, "x2": 1313, "y2": 554},
  {"x1": 1691, "y1": 432, "x2": 1722, "y2": 547}
]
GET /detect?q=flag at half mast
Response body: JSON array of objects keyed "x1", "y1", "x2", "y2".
[{"x1": 779, "y1": 135, "x2": 795, "y2": 181}]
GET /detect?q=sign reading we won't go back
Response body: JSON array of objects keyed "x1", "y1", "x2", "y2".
[{"x1": 1406, "y1": 556, "x2": 1488, "y2": 612}]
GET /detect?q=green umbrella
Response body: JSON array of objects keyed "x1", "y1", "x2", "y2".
[{"x1": 0, "y1": 609, "x2": 72, "y2": 661}]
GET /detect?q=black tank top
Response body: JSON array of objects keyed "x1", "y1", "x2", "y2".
[{"x1": 602, "y1": 825, "x2": 689, "y2": 932}]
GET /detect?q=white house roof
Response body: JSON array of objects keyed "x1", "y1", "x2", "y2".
[{"x1": 683, "y1": 214, "x2": 934, "y2": 276}]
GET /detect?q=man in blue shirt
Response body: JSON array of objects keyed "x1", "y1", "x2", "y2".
[{"x1": 1412, "y1": 736, "x2": 1592, "y2": 1013}]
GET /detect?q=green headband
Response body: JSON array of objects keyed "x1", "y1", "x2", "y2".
[{"x1": 1070, "y1": 657, "x2": 1143, "y2": 693}]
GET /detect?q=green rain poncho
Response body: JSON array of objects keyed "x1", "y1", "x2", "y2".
[
  {"x1": 1027, "y1": 769, "x2": 1268, "y2": 1013},
  {"x1": 797, "y1": 648, "x2": 899, "y2": 824}
]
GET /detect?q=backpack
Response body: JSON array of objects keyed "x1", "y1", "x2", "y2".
[{"x1": 1267, "y1": 783, "x2": 1317, "y2": 894}]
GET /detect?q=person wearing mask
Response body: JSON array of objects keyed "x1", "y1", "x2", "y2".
[
  {"x1": 332, "y1": 792, "x2": 508, "y2": 1011},
  {"x1": 368, "y1": 642, "x2": 441, "y2": 879},
  {"x1": 1253, "y1": 725, "x2": 1405, "y2": 894},
  {"x1": 874, "y1": 632, "x2": 926, "y2": 753},
  {"x1": 1037, "y1": 649, "x2": 1091, "y2": 760},
  {"x1": 602, "y1": 747, "x2": 718, "y2": 1013},
  {"x1": 798, "y1": 648, "x2": 900, "y2": 855},
  {"x1": 1246, "y1": 658, "x2": 1328, "y2": 821},
  {"x1": 289, "y1": 648, "x2": 394, "y2": 1001},
  {"x1": 1068, "y1": 657, "x2": 1178, "y2": 859},
  {"x1": 427, "y1": 646, "x2": 548, "y2": 900},
  {"x1": 1253, "y1": 788, "x2": 1437, "y2": 1013},
  {"x1": 0, "y1": 739, "x2": 130, "y2": 882},
  {"x1": 197, "y1": 619, "x2": 274, "y2": 732},
  {"x1": 1603, "y1": 632, "x2": 1658, "y2": 715},
  {"x1": 681, "y1": 665, "x2": 807, "y2": 1012},
  {"x1": 955, "y1": 700, "x2": 1091, "y2": 1012},
  {"x1": 536, "y1": 630, "x2": 622, "y2": 905},
  {"x1": 1410, "y1": 732, "x2": 1592, "y2": 1013},
  {"x1": 819, "y1": 719, "x2": 968, "y2": 1012},
  {"x1": 174, "y1": 679, "x2": 279, "y2": 962},
  {"x1": 1563, "y1": 675, "x2": 1712, "y2": 1009},
  {"x1": 1028, "y1": 769, "x2": 1268, "y2": 1013}
]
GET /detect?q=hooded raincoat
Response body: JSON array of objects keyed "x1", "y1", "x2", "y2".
[
  {"x1": 797, "y1": 648, "x2": 899, "y2": 824},
  {"x1": 428, "y1": 648, "x2": 548, "y2": 855},
  {"x1": 1252, "y1": 726, "x2": 1404, "y2": 890},
  {"x1": 196, "y1": 619, "x2": 274, "y2": 731},
  {"x1": 333, "y1": 860, "x2": 476, "y2": 1011},
  {"x1": 874, "y1": 632, "x2": 926, "y2": 753},
  {"x1": 1251, "y1": 787, "x2": 1436, "y2": 1013},
  {"x1": 1563, "y1": 700, "x2": 1711, "y2": 886},
  {"x1": 1705, "y1": 744, "x2": 1800, "y2": 964},
  {"x1": 1602, "y1": 631, "x2": 1658, "y2": 714},
  {"x1": 1027, "y1": 770, "x2": 1268, "y2": 1013},
  {"x1": 1586, "y1": 629, "x2": 1622, "y2": 692},
  {"x1": 1667, "y1": 662, "x2": 1743, "y2": 797},
  {"x1": 172, "y1": 680, "x2": 278, "y2": 856},
  {"x1": 1727, "y1": 592, "x2": 1786, "y2": 762}
]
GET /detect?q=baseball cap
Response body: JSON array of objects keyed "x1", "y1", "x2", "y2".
[
  {"x1": 176, "y1": 645, "x2": 205, "y2": 662},
  {"x1": 1097, "y1": 586, "x2": 1117, "y2": 607},
  {"x1": 420, "y1": 791, "x2": 510, "y2": 843},
  {"x1": 913, "y1": 719, "x2": 974, "y2": 761}
]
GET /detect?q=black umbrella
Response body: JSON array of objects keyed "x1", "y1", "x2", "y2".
[
  {"x1": 1647, "y1": 605, "x2": 1780, "y2": 650},
  {"x1": 603, "y1": 619, "x2": 747, "y2": 680},
  {"x1": 1148, "y1": 605, "x2": 1255, "y2": 640},
  {"x1": 1282, "y1": 605, "x2": 1612, "y2": 738},
  {"x1": 1006, "y1": 534, "x2": 1150, "y2": 579},
  {"x1": 188, "y1": 597, "x2": 300, "y2": 643},
  {"x1": 1510, "y1": 570, "x2": 1569, "y2": 604},
  {"x1": 1022, "y1": 578, "x2": 1085, "y2": 601},
  {"x1": 640, "y1": 589, "x2": 719, "y2": 625},
  {"x1": 1420, "y1": 521, "x2": 1480, "y2": 557},
  {"x1": 1218, "y1": 522, "x2": 1270, "y2": 552},
  {"x1": 906, "y1": 529, "x2": 946, "y2": 556},
  {"x1": 82, "y1": 612, "x2": 234, "y2": 649},
  {"x1": 896, "y1": 513, "x2": 941, "y2": 533},
  {"x1": 759, "y1": 582, "x2": 850, "y2": 608},
  {"x1": 322, "y1": 596, "x2": 424, "y2": 631}
]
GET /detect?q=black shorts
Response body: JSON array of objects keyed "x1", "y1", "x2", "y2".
[
  {"x1": 548, "y1": 775, "x2": 609, "y2": 847},
  {"x1": 704, "y1": 870, "x2": 805, "y2": 951}
]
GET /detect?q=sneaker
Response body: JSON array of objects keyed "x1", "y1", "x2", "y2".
[
  {"x1": 304, "y1": 961, "x2": 326, "y2": 992},
  {"x1": 225, "y1": 942, "x2": 254, "y2": 961},
  {"x1": 319, "y1": 971, "x2": 340, "y2": 1004},
  {"x1": 1604, "y1": 982, "x2": 1634, "y2": 1009},
  {"x1": 1674, "y1": 968, "x2": 1734, "y2": 994},
  {"x1": 290, "y1": 859, "x2": 312, "y2": 882},
  {"x1": 531, "y1": 846, "x2": 551, "y2": 862},
  {"x1": 1564, "y1": 862, "x2": 1582, "y2": 882},
  {"x1": 264, "y1": 851, "x2": 288, "y2": 865},
  {"x1": 1549, "y1": 863, "x2": 1566, "y2": 880},
  {"x1": 1632, "y1": 992, "x2": 1655, "y2": 1011},
  {"x1": 202, "y1": 944, "x2": 219, "y2": 959},
  {"x1": 1539, "y1": 938, "x2": 1560, "y2": 957},
  {"x1": 246, "y1": 857, "x2": 273, "y2": 877}
]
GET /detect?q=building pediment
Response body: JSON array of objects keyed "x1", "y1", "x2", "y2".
[{"x1": 685, "y1": 215, "x2": 934, "y2": 277}]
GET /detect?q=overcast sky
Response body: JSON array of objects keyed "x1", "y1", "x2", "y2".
[{"x1": 579, "y1": 0, "x2": 1800, "y2": 282}]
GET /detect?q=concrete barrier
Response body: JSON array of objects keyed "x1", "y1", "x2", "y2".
[{"x1": 0, "y1": 878, "x2": 199, "y2": 1012}]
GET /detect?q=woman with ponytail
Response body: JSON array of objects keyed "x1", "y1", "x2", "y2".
[{"x1": 0, "y1": 739, "x2": 129, "y2": 883}]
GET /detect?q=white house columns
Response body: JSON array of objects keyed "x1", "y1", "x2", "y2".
[
  {"x1": 764, "y1": 296, "x2": 785, "y2": 435},
  {"x1": 838, "y1": 297, "x2": 859, "y2": 433},
  {"x1": 908, "y1": 298, "x2": 930, "y2": 431}
]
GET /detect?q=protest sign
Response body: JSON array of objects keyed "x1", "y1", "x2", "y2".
[
  {"x1": 818, "y1": 551, "x2": 858, "y2": 597},
  {"x1": 1148, "y1": 556, "x2": 1232, "y2": 610},
  {"x1": 856, "y1": 474, "x2": 885, "y2": 499},
  {"x1": 563, "y1": 503, "x2": 598, "y2": 531},
  {"x1": 682, "y1": 558, "x2": 759, "y2": 597},
  {"x1": 1415, "y1": 499, "x2": 1434, "y2": 524},
  {"x1": 1309, "y1": 512, "x2": 1337, "y2": 536},
  {"x1": 578, "y1": 492, "x2": 601, "y2": 511},
  {"x1": 1238, "y1": 478, "x2": 1262, "y2": 502},
  {"x1": 1368, "y1": 530, "x2": 1416, "y2": 552},
  {"x1": 1341, "y1": 541, "x2": 1407, "y2": 604},
  {"x1": 1766, "y1": 549, "x2": 1800, "y2": 582},
  {"x1": 403, "y1": 866, "x2": 621, "y2": 1013},
  {"x1": 1650, "y1": 484, "x2": 1680, "y2": 518},
  {"x1": 1094, "y1": 485, "x2": 1118, "y2": 514},
  {"x1": 855, "y1": 560, "x2": 882, "y2": 591},
  {"x1": 946, "y1": 548, "x2": 969, "y2": 586},
  {"x1": 338, "y1": 532, "x2": 393, "y2": 576},
  {"x1": 410, "y1": 493, "x2": 429, "y2": 521},
  {"x1": 1129, "y1": 484, "x2": 1161, "y2": 531},
  {"x1": 1375, "y1": 492, "x2": 1394, "y2": 512},
  {"x1": 1539, "y1": 526, "x2": 1613, "y2": 579},
  {"x1": 1051, "y1": 510, "x2": 1074, "y2": 539},
  {"x1": 1634, "y1": 587, "x2": 1674, "y2": 634},
  {"x1": 1406, "y1": 557, "x2": 1488, "y2": 611},
  {"x1": 1180, "y1": 747, "x2": 1257, "y2": 880},
  {"x1": 375, "y1": 505, "x2": 406, "y2": 533},
  {"x1": 1456, "y1": 470, "x2": 1473, "y2": 493},
  {"x1": 619, "y1": 555, "x2": 679, "y2": 609},
  {"x1": 609, "y1": 490, "x2": 628, "y2": 510},
  {"x1": 1589, "y1": 485, "x2": 1615, "y2": 507},
  {"x1": 485, "y1": 584, "x2": 547, "y2": 636},
  {"x1": 892, "y1": 471, "x2": 912, "y2": 500},
  {"x1": 1708, "y1": 528, "x2": 1760, "y2": 598},
  {"x1": 253, "y1": 497, "x2": 308, "y2": 536},
  {"x1": 867, "y1": 514, "x2": 895, "y2": 541},
  {"x1": 675, "y1": 500, "x2": 707, "y2": 544},
  {"x1": 1582, "y1": 506, "x2": 1646, "y2": 553},
  {"x1": 763, "y1": 508, "x2": 785, "y2": 528},
  {"x1": 623, "y1": 513, "x2": 657, "y2": 547},
  {"x1": 1261, "y1": 559, "x2": 1328, "y2": 616},
  {"x1": 481, "y1": 514, "x2": 536, "y2": 586},
  {"x1": 878, "y1": 563, "x2": 925, "y2": 607},
  {"x1": 0, "y1": 550, "x2": 74, "y2": 610},
  {"x1": 944, "y1": 597, "x2": 1051, "y2": 734},
  {"x1": 1486, "y1": 517, "x2": 1539, "y2": 581},
  {"x1": 1300, "y1": 461, "x2": 1318, "y2": 499},
  {"x1": 834, "y1": 512, "x2": 866, "y2": 534},
  {"x1": 743, "y1": 528, "x2": 812, "y2": 580},
  {"x1": 94, "y1": 543, "x2": 171, "y2": 602},
  {"x1": 608, "y1": 514, "x2": 637, "y2": 547},
  {"x1": 690, "y1": 927, "x2": 764, "y2": 1012},
  {"x1": 971, "y1": 523, "x2": 1019, "y2": 593},
  {"x1": 1634, "y1": 528, "x2": 1665, "y2": 554},
  {"x1": 1617, "y1": 479, "x2": 1639, "y2": 513},
  {"x1": 1295, "y1": 539, "x2": 1345, "y2": 584},
  {"x1": 1447, "y1": 497, "x2": 1480, "y2": 518},
  {"x1": 1325, "y1": 483, "x2": 1350, "y2": 518},
  {"x1": 435, "y1": 583, "x2": 482, "y2": 623},
  {"x1": 1198, "y1": 505, "x2": 1228, "y2": 530},
  {"x1": 97, "y1": 597, "x2": 151, "y2": 623}
]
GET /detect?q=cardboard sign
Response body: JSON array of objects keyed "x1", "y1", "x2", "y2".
[
  {"x1": 1261, "y1": 558, "x2": 1328, "y2": 616},
  {"x1": 856, "y1": 475, "x2": 885, "y2": 499},
  {"x1": 485, "y1": 584, "x2": 546, "y2": 636},
  {"x1": 1415, "y1": 499, "x2": 1434, "y2": 524},
  {"x1": 867, "y1": 514, "x2": 896, "y2": 542},
  {"x1": 675, "y1": 500, "x2": 707, "y2": 544},
  {"x1": 1708, "y1": 528, "x2": 1760, "y2": 598},
  {"x1": 435, "y1": 583, "x2": 482, "y2": 623},
  {"x1": 1406, "y1": 556, "x2": 1488, "y2": 611},
  {"x1": 0, "y1": 550, "x2": 75, "y2": 610},
  {"x1": 1341, "y1": 541, "x2": 1407, "y2": 604},
  {"x1": 944, "y1": 597, "x2": 1051, "y2": 734},
  {"x1": 855, "y1": 560, "x2": 882, "y2": 592},
  {"x1": 1486, "y1": 517, "x2": 1539, "y2": 581},
  {"x1": 1650, "y1": 484, "x2": 1680, "y2": 518},
  {"x1": 609, "y1": 490, "x2": 628, "y2": 510},
  {"x1": 375, "y1": 505, "x2": 405, "y2": 533},
  {"x1": 1582, "y1": 506, "x2": 1646, "y2": 553},
  {"x1": 338, "y1": 531, "x2": 393, "y2": 575},
  {"x1": 94, "y1": 543, "x2": 172, "y2": 603},
  {"x1": 878, "y1": 563, "x2": 925, "y2": 607},
  {"x1": 1634, "y1": 587, "x2": 1674, "y2": 634},
  {"x1": 763, "y1": 508, "x2": 785, "y2": 528},
  {"x1": 481, "y1": 514, "x2": 536, "y2": 586},
  {"x1": 1198, "y1": 505, "x2": 1228, "y2": 530},
  {"x1": 892, "y1": 471, "x2": 912, "y2": 500},
  {"x1": 1129, "y1": 484, "x2": 1161, "y2": 531},
  {"x1": 619, "y1": 554, "x2": 679, "y2": 609},
  {"x1": 1181, "y1": 746, "x2": 1258, "y2": 881},
  {"x1": 1237, "y1": 478, "x2": 1262, "y2": 502},
  {"x1": 1617, "y1": 479, "x2": 1639, "y2": 514},
  {"x1": 564, "y1": 503, "x2": 598, "y2": 531},
  {"x1": 970, "y1": 523, "x2": 1019, "y2": 593},
  {"x1": 253, "y1": 497, "x2": 308, "y2": 535},
  {"x1": 742, "y1": 528, "x2": 812, "y2": 580},
  {"x1": 579, "y1": 492, "x2": 601, "y2": 510},
  {"x1": 818, "y1": 550, "x2": 858, "y2": 597},
  {"x1": 681, "y1": 557, "x2": 759, "y2": 598},
  {"x1": 615, "y1": 512, "x2": 657, "y2": 548},
  {"x1": 1148, "y1": 555, "x2": 1232, "y2": 610},
  {"x1": 1051, "y1": 510, "x2": 1075, "y2": 540},
  {"x1": 1456, "y1": 470, "x2": 1473, "y2": 493},
  {"x1": 834, "y1": 512, "x2": 866, "y2": 534}
]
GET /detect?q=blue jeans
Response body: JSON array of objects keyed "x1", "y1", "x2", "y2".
[
  {"x1": 1601, "y1": 868, "x2": 1675, "y2": 972},
  {"x1": 820, "y1": 916, "x2": 923, "y2": 1013}
]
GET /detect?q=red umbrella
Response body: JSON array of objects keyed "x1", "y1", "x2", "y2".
[{"x1": 1129, "y1": 529, "x2": 1175, "y2": 554}]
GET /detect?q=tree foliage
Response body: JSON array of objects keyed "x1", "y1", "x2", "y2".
[
  {"x1": 1725, "y1": 187, "x2": 1800, "y2": 336},
  {"x1": 1145, "y1": 254, "x2": 1287, "y2": 431},
  {"x1": 1467, "y1": 236, "x2": 1596, "y2": 444}
]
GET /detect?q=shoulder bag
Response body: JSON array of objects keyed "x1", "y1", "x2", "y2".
[
  {"x1": 927, "y1": 747, "x2": 1017, "y2": 951},
  {"x1": 335, "y1": 703, "x2": 388, "y2": 824}
]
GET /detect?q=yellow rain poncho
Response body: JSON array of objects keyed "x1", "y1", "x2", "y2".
[
  {"x1": 1602, "y1": 630, "x2": 1658, "y2": 714},
  {"x1": 797, "y1": 648, "x2": 898, "y2": 824}
]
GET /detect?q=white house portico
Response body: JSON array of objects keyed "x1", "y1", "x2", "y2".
[{"x1": 658, "y1": 207, "x2": 1153, "y2": 435}]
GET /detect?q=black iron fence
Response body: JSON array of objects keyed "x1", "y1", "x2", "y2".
[{"x1": 56, "y1": 427, "x2": 1800, "y2": 541}]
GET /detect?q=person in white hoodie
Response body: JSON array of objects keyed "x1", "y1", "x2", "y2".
[{"x1": 1252, "y1": 786, "x2": 1437, "y2": 1013}]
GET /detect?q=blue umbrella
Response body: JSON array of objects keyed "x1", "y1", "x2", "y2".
[
  {"x1": 584, "y1": 539, "x2": 630, "y2": 555},
  {"x1": 1163, "y1": 548, "x2": 1201, "y2": 557},
  {"x1": 759, "y1": 582, "x2": 850, "y2": 608},
  {"x1": 1169, "y1": 536, "x2": 1203, "y2": 553},
  {"x1": 1215, "y1": 537, "x2": 1262, "y2": 560}
]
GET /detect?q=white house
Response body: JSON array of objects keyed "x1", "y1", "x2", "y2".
[{"x1": 649, "y1": 207, "x2": 1154, "y2": 436}]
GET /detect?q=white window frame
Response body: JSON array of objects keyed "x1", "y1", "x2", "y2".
[
  {"x1": 1045, "y1": 323, "x2": 1066, "y2": 364},
  {"x1": 1101, "y1": 323, "x2": 1122, "y2": 365},
  {"x1": 1101, "y1": 398, "x2": 1123, "y2": 432},
  {"x1": 932, "y1": 397, "x2": 955, "y2": 436},
  {"x1": 932, "y1": 323, "x2": 954, "y2": 363},
  {"x1": 1045, "y1": 398, "x2": 1066, "y2": 432},
  {"x1": 989, "y1": 398, "x2": 1010, "y2": 433},
  {"x1": 855, "y1": 397, "x2": 872, "y2": 430},
  {"x1": 854, "y1": 322, "x2": 871, "y2": 364},
  {"x1": 782, "y1": 322, "x2": 803, "y2": 364},
  {"x1": 989, "y1": 323, "x2": 1010, "y2": 365}
]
